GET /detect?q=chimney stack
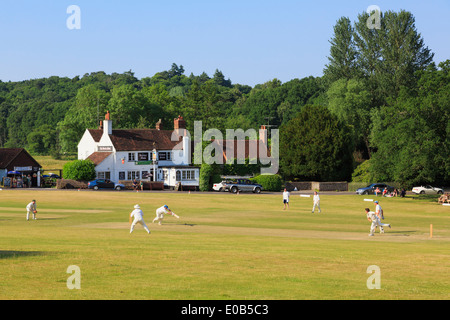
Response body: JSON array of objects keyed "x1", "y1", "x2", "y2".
[
  {"x1": 103, "y1": 111, "x2": 112, "y2": 135},
  {"x1": 259, "y1": 125, "x2": 267, "y2": 146},
  {"x1": 174, "y1": 115, "x2": 186, "y2": 130}
]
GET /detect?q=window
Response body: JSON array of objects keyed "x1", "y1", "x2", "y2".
[
  {"x1": 137, "y1": 152, "x2": 149, "y2": 161},
  {"x1": 176, "y1": 170, "x2": 181, "y2": 181},
  {"x1": 127, "y1": 171, "x2": 140, "y2": 180},
  {"x1": 97, "y1": 171, "x2": 111, "y2": 180},
  {"x1": 158, "y1": 151, "x2": 172, "y2": 161},
  {"x1": 181, "y1": 170, "x2": 196, "y2": 181},
  {"x1": 163, "y1": 170, "x2": 168, "y2": 181},
  {"x1": 128, "y1": 153, "x2": 135, "y2": 161},
  {"x1": 119, "y1": 172, "x2": 125, "y2": 180}
]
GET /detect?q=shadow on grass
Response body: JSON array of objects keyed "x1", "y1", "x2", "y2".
[{"x1": 0, "y1": 250, "x2": 49, "y2": 259}]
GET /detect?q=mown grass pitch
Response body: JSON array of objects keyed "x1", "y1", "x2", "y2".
[{"x1": 0, "y1": 189, "x2": 449, "y2": 300}]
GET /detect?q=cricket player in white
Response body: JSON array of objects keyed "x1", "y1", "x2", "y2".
[
  {"x1": 26, "y1": 200, "x2": 37, "y2": 220},
  {"x1": 153, "y1": 205, "x2": 179, "y2": 225},
  {"x1": 374, "y1": 201, "x2": 385, "y2": 233},
  {"x1": 283, "y1": 188, "x2": 290, "y2": 210},
  {"x1": 365, "y1": 208, "x2": 391, "y2": 236},
  {"x1": 129, "y1": 204, "x2": 151, "y2": 234},
  {"x1": 312, "y1": 191, "x2": 321, "y2": 213}
]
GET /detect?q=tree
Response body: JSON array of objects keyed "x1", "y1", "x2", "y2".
[
  {"x1": 369, "y1": 61, "x2": 449, "y2": 187},
  {"x1": 280, "y1": 105, "x2": 354, "y2": 181},
  {"x1": 326, "y1": 78, "x2": 372, "y2": 156},
  {"x1": 353, "y1": 10, "x2": 434, "y2": 103},
  {"x1": 323, "y1": 17, "x2": 359, "y2": 85},
  {"x1": 27, "y1": 125, "x2": 58, "y2": 155}
]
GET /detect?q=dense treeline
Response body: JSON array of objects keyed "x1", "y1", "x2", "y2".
[{"x1": 0, "y1": 9, "x2": 448, "y2": 188}]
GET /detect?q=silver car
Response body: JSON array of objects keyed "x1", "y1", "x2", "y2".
[{"x1": 412, "y1": 185, "x2": 444, "y2": 195}]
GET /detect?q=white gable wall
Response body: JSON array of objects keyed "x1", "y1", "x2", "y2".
[{"x1": 77, "y1": 130, "x2": 98, "y2": 160}]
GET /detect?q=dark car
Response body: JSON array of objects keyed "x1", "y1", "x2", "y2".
[
  {"x1": 88, "y1": 179, "x2": 125, "y2": 191},
  {"x1": 356, "y1": 183, "x2": 395, "y2": 195}
]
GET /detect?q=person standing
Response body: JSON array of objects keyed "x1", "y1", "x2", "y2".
[
  {"x1": 312, "y1": 191, "x2": 321, "y2": 213},
  {"x1": 365, "y1": 208, "x2": 391, "y2": 236},
  {"x1": 129, "y1": 204, "x2": 151, "y2": 234},
  {"x1": 283, "y1": 188, "x2": 290, "y2": 210},
  {"x1": 374, "y1": 200, "x2": 385, "y2": 233},
  {"x1": 26, "y1": 199, "x2": 37, "y2": 221},
  {"x1": 153, "y1": 205, "x2": 179, "y2": 225}
]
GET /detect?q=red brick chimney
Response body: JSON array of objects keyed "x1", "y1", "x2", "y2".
[{"x1": 174, "y1": 115, "x2": 186, "y2": 130}]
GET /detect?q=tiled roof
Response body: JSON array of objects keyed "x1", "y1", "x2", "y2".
[
  {"x1": 88, "y1": 129, "x2": 183, "y2": 151},
  {"x1": 212, "y1": 140, "x2": 271, "y2": 163},
  {"x1": 0, "y1": 148, "x2": 22, "y2": 168},
  {"x1": 87, "y1": 129, "x2": 104, "y2": 143},
  {"x1": 0, "y1": 148, "x2": 41, "y2": 169},
  {"x1": 87, "y1": 152, "x2": 112, "y2": 166}
]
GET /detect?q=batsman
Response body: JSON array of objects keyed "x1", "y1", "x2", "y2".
[
  {"x1": 153, "y1": 205, "x2": 179, "y2": 225},
  {"x1": 26, "y1": 199, "x2": 37, "y2": 220}
]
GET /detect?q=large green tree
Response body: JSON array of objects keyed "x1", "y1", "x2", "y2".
[
  {"x1": 323, "y1": 17, "x2": 359, "y2": 85},
  {"x1": 369, "y1": 61, "x2": 449, "y2": 187},
  {"x1": 280, "y1": 105, "x2": 354, "y2": 181}
]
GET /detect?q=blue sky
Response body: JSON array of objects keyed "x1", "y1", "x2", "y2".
[{"x1": 0, "y1": 0, "x2": 448, "y2": 86}]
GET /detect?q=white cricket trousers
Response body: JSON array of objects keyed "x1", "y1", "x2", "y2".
[
  {"x1": 312, "y1": 202, "x2": 321, "y2": 213},
  {"x1": 370, "y1": 218, "x2": 390, "y2": 235},
  {"x1": 130, "y1": 218, "x2": 150, "y2": 234},
  {"x1": 153, "y1": 212, "x2": 164, "y2": 224},
  {"x1": 26, "y1": 210, "x2": 36, "y2": 220}
]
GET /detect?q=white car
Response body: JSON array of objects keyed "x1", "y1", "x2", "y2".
[
  {"x1": 412, "y1": 185, "x2": 444, "y2": 195},
  {"x1": 212, "y1": 180, "x2": 231, "y2": 192}
]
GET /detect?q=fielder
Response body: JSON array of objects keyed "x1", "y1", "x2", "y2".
[
  {"x1": 365, "y1": 208, "x2": 391, "y2": 236},
  {"x1": 283, "y1": 188, "x2": 290, "y2": 210},
  {"x1": 312, "y1": 191, "x2": 321, "y2": 213},
  {"x1": 129, "y1": 204, "x2": 151, "y2": 234},
  {"x1": 374, "y1": 200, "x2": 385, "y2": 233},
  {"x1": 26, "y1": 199, "x2": 37, "y2": 220},
  {"x1": 152, "y1": 205, "x2": 179, "y2": 225}
]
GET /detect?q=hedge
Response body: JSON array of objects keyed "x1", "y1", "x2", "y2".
[{"x1": 251, "y1": 174, "x2": 282, "y2": 191}]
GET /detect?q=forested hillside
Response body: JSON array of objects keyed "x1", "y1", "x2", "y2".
[{"x1": 0, "y1": 9, "x2": 448, "y2": 187}]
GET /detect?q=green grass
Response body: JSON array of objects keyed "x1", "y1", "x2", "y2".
[
  {"x1": 0, "y1": 190, "x2": 449, "y2": 300},
  {"x1": 33, "y1": 155, "x2": 72, "y2": 171}
]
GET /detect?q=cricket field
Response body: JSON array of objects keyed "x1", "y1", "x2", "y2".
[{"x1": 0, "y1": 189, "x2": 448, "y2": 300}]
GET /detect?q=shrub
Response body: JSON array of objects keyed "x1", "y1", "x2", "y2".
[
  {"x1": 62, "y1": 159, "x2": 96, "y2": 181},
  {"x1": 252, "y1": 174, "x2": 282, "y2": 191}
]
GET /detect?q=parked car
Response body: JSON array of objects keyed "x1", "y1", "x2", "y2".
[
  {"x1": 212, "y1": 180, "x2": 233, "y2": 192},
  {"x1": 88, "y1": 179, "x2": 125, "y2": 191},
  {"x1": 355, "y1": 183, "x2": 395, "y2": 195},
  {"x1": 221, "y1": 179, "x2": 263, "y2": 194},
  {"x1": 42, "y1": 173, "x2": 60, "y2": 179},
  {"x1": 412, "y1": 185, "x2": 444, "y2": 195}
]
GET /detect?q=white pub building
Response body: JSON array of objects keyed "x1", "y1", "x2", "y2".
[{"x1": 77, "y1": 112, "x2": 199, "y2": 190}]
